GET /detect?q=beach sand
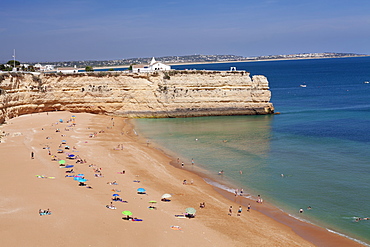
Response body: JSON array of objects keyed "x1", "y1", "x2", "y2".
[{"x1": 0, "y1": 112, "x2": 363, "y2": 247}]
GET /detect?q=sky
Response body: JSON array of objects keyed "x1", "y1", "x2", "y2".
[{"x1": 1, "y1": 0, "x2": 369, "y2": 62}]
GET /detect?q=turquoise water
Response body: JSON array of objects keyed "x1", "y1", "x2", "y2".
[{"x1": 134, "y1": 57, "x2": 370, "y2": 244}]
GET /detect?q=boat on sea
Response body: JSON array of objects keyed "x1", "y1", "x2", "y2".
[
  {"x1": 364, "y1": 81, "x2": 369, "y2": 84},
  {"x1": 300, "y1": 84, "x2": 307, "y2": 87}
]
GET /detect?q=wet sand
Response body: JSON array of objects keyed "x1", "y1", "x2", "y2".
[{"x1": 0, "y1": 111, "x2": 363, "y2": 246}]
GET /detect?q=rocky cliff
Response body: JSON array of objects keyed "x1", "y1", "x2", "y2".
[{"x1": 0, "y1": 70, "x2": 274, "y2": 123}]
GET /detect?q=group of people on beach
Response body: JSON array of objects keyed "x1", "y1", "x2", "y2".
[
  {"x1": 177, "y1": 157, "x2": 195, "y2": 168},
  {"x1": 228, "y1": 204, "x2": 251, "y2": 216},
  {"x1": 234, "y1": 188, "x2": 244, "y2": 197}
]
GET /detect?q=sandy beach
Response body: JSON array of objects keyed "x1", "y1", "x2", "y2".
[{"x1": 0, "y1": 111, "x2": 363, "y2": 247}]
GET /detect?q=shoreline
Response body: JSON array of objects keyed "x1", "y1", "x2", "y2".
[
  {"x1": 132, "y1": 119, "x2": 367, "y2": 246},
  {"x1": 0, "y1": 111, "x2": 365, "y2": 246}
]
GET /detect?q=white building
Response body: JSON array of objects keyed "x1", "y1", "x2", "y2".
[
  {"x1": 56, "y1": 66, "x2": 79, "y2": 74},
  {"x1": 132, "y1": 57, "x2": 171, "y2": 73},
  {"x1": 34, "y1": 64, "x2": 55, "y2": 71}
]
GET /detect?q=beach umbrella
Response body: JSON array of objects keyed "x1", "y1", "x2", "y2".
[
  {"x1": 79, "y1": 179, "x2": 87, "y2": 183},
  {"x1": 65, "y1": 165, "x2": 74, "y2": 168},
  {"x1": 185, "y1": 207, "x2": 196, "y2": 215},
  {"x1": 59, "y1": 160, "x2": 66, "y2": 165},
  {"x1": 74, "y1": 177, "x2": 82, "y2": 181},
  {"x1": 137, "y1": 188, "x2": 146, "y2": 194},
  {"x1": 62, "y1": 140, "x2": 67, "y2": 144},
  {"x1": 71, "y1": 115, "x2": 76, "y2": 119},
  {"x1": 68, "y1": 154, "x2": 75, "y2": 159},
  {"x1": 59, "y1": 119, "x2": 63, "y2": 123},
  {"x1": 122, "y1": 211, "x2": 132, "y2": 216},
  {"x1": 57, "y1": 149, "x2": 63, "y2": 153},
  {"x1": 161, "y1": 193, "x2": 172, "y2": 199},
  {"x1": 112, "y1": 194, "x2": 120, "y2": 197},
  {"x1": 149, "y1": 200, "x2": 157, "y2": 204}
]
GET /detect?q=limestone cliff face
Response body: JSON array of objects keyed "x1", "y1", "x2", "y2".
[{"x1": 0, "y1": 71, "x2": 274, "y2": 123}]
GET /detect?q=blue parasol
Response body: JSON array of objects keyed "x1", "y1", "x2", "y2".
[{"x1": 68, "y1": 154, "x2": 75, "y2": 159}]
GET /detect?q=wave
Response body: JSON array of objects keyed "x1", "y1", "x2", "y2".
[
  {"x1": 203, "y1": 178, "x2": 253, "y2": 199},
  {"x1": 326, "y1": 229, "x2": 370, "y2": 247}
]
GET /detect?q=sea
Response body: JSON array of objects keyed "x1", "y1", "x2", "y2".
[{"x1": 133, "y1": 57, "x2": 370, "y2": 245}]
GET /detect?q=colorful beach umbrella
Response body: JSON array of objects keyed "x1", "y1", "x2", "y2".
[
  {"x1": 112, "y1": 194, "x2": 120, "y2": 197},
  {"x1": 122, "y1": 211, "x2": 132, "y2": 216},
  {"x1": 59, "y1": 160, "x2": 66, "y2": 164},
  {"x1": 161, "y1": 193, "x2": 172, "y2": 199},
  {"x1": 185, "y1": 207, "x2": 196, "y2": 215},
  {"x1": 71, "y1": 115, "x2": 76, "y2": 119},
  {"x1": 149, "y1": 200, "x2": 157, "y2": 204},
  {"x1": 78, "y1": 179, "x2": 87, "y2": 183},
  {"x1": 137, "y1": 188, "x2": 146, "y2": 193}
]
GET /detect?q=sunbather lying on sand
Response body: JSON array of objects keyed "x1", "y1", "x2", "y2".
[
  {"x1": 39, "y1": 209, "x2": 51, "y2": 216},
  {"x1": 106, "y1": 202, "x2": 116, "y2": 209}
]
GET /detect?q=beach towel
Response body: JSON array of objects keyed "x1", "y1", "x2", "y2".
[
  {"x1": 174, "y1": 215, "x2": 186, "y2": 218},
  {"x1": 131, "y1": 218, "x2": 143, "y2": 221}
]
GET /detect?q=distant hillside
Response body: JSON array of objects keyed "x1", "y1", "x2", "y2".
[{"x1": 25, "y1": 52, "x2": 367, "y2": 68}]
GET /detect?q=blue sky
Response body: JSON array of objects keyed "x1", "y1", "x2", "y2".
[{"x1": 1, "y1": 0, "x2": 369, "y2": 62}]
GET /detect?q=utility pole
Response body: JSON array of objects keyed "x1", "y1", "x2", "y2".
[{"x1": 13, "y1": 49, "x2": 16, "y2": 69}]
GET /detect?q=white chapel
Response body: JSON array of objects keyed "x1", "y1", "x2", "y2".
[{"x1": 132, "y1": 57, "x2": 171, "y2": 73}]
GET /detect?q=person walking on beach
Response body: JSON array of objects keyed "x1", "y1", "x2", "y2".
[
  {"x1": 237, "y1": 206, "x2": 242, "y2": 216},
  {"x1": 228, "y1": 206, "x2": 232, "y2": 216},
  {"x1": 247, "y1": 203, "x2": 251, "y2": 212}
]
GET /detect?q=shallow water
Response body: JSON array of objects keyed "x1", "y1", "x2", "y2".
[{"x1": 134, "y1": 57, "x2": 370, "y2": 244}]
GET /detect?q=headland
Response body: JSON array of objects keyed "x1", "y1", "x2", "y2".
[{"x1": 0, "y1": 71, "x2": 273, "y2": 124}]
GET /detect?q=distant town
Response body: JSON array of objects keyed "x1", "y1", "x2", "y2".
[{"x1": 0, "y1": 52, "x2": 367, "y2": 73}]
